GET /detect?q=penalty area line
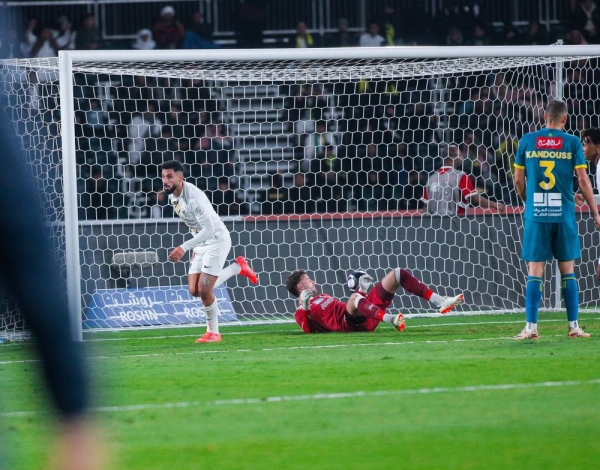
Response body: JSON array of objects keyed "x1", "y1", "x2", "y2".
[{"x1": 3, "y1": 378, "x2": 599, "y2": 417}]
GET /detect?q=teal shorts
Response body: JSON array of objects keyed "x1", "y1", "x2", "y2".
[{"x1": 521, "y1": 221, "x2": 580, "y2": 262}]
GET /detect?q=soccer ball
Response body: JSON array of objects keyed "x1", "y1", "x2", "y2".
[{"x1": 347, "y1": 270, "x2": 367, "y2": 292}]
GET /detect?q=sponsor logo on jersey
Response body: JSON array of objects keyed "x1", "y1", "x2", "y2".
[{"x1": 536, "y1": 137, "x2": 563, "y2": 149}]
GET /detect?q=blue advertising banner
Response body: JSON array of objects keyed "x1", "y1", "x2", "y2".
[{"x1": 85, "y1": 285, "x2": 236, "y2": 329}]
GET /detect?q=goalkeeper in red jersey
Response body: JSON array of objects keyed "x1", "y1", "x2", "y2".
[{"x1": 285, "y1": 268, "x2": 464, "y2": 333}]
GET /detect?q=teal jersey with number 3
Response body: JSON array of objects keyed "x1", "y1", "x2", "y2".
[{"x1": 514, "y1": 128, "x2": 587, "y2": 223}]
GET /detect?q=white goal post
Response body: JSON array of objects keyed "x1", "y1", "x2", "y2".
[{"x1": 2, "y1": 45, "x2": 600, "y2": 340}]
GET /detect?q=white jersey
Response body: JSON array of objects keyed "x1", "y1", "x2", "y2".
[
  {"x1": 169, "y1": 181, "x2": 228, "y2": 252},
  {"x1": 595, "y1": 167, "x2": 600, "y2": 205}
]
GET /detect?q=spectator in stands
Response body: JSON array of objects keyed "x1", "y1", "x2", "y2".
[
  {"x1": 469, "y1": 145, "x2": 500, "y2": 195},
  {"x1": 359, "y1": 21, "x2": 385, "y2": 47},
  {"x1": 153, "y1": 5, "x2": 185, "y2": 49},
  {"x1": 195, "y1": 122, "x2": 233, "y2": 189},
  {"x1": 210, "y1": 177, "x2": 243, "y2": 216},
  {"x1": 421, "y1": 145, "x2": 505, "y2": 216},
  {"x1": 199, "y1": 122, "x2": 232, "y2": 152},
  {"x1": 566, "y1": 28, "x2": 589, "y2": 45},
  {"x1": 446, "y1": 26, "x2": 465, "y2": 46},
  {"x1": 570, "y1": 0, "x2": 600, "y2": 43},
  {"x1": 353, "y1": 143, "x2": 393, "y2": 211},
  {"x1": 522, "y1": 20, "x2": 550, "y2": 45},
  {"x1": 470, "y1": 24, "x2": 491, "y2": 46},
  {"x1": 379, "y1": 2, "x2": 401, "y2": 46},
  {"x1": 0, "y1": 28, "x2": 24, "y2": 58},
  {"x1": 151, "y1": 190, "x2": 174, "y2": 218},
  {"x1": 293, "y1": 21, "x2": 316, "y2": 48},
  {"x1": 394, "y1": 143, "x2": 424, "y2": 210},
  {"x1": 132, "y1": 29, "x2": 156, "y2": 50},
  {"x1": 284, "y1": 83, "x2": 329, "y2": 136},
  {"x1": 235, "y1": 0, "x2": 266, "y2": 48},
  {"x1": 83, "y1": 99, "x2": 108, "y2": 141},
  {"x1": 495, "y1": 134, "x2": 520, "y2": 205},
  {"x1": 182, "y1": 11, "x2": 219, "y2": 49},
  {"x1": 188, "y1": 12, "x2": 213, "y2": 40},
  {"x1": 285, "y1": 173, "x2": 317, "y2": 214},
  {"x1": 55, "y1": 17, "x2": 76, "y2": 50},
  {"x1": 315, "y1": 171, "x2": 347, "y2": 213},
  {"x1": 21, "y1": 17, "x2": 39, "y2": 57},
  {"x1": 500, "y1": 25, "x2": 522, "y2": 46},
  {"x1": 326, "y1": 18, "x2": 356, "y2": 47},
  {"x1": 126, "y1": 101, "x2": 163, "y2": 166},
  {"x1": 379, "y1": 104, "x2": 402, "y2": 144},
  {"x1": 85, "y1": 166, "x2": 114, "y2": 220},
  {"x1": 302, "y1": 120, "x2": 336, "y2": 172},
  {"x1": 263, "y1": 173, "x2": 288, "y2": 215},
  {"x1": 165, "y1": 102, "x2": 189, "y2": 139},
  {"x1": 30, "y1": 27, "x2": 59, "y2": 57},
  {"x1": 75, "y1": 14, "x2": 101, "y2": 50}
]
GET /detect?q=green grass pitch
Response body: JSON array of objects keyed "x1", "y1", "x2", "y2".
[{"x1": 2, "y1": 311, "x2": 600, "y2": 469}]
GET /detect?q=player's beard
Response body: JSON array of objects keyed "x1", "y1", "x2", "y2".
[{"x1": 163, "y1": 182, "x2": 180, "y2": 194}]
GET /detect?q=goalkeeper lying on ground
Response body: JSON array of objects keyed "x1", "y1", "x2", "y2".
[{"x1": 285, "y1": 268, "x2": 464, "y2": 334}]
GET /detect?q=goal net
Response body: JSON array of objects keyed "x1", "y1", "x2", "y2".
[{"x1": 2, "y1": 46, "x2": 600, "y2": 337}]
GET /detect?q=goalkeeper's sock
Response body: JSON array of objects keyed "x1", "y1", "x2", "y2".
[
  {"x1": 204, "y1": 299, "x2": 220, "y2": 334},
  {"x1": 561, "y1": 273, "x2": 579, "y2": 322},
  {"x1": 354, "y1": 297, "x2": 391, "y2": 323},
  {"x1": 215, "y1": 263, "x2": 241, "y2": 287},
  {"x1": 525, "y1": 276, "x2": 543, "y2": 324},
  {"x1": 396, "y1": 268, "x2": 436, "y2": 302}
]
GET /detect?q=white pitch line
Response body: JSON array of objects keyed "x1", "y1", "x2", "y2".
[
  {"x1": 3, "y1": 378, "x2": 599, "y2": 418},
  {"x1": 75, "y1": 316, "x2": 600, "y2": 343}
]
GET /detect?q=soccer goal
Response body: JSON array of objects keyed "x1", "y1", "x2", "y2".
[{"x1": 2, "y1": 45, "x2": 600, "y2": 340}]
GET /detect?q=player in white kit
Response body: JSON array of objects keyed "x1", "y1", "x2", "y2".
[
  {"x1": 577, "y1": 127, "x2": 600, "y2": 280},
  {"x1": 160, "y1": 160, "x2": 257, "y2": 343}
]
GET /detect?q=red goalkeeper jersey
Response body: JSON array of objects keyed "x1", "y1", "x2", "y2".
[{"x1": 294, "y1": 290, "x2": 386, "y2": 333}]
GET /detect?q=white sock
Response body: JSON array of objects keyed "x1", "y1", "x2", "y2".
[
  {"x1": 215, "y1": 262, "x2": 241, "y2": 287},
  {"x1": 568, "y1": 320, "x2": 579, "y2": 330},
  {"x1": 526, "y1": 322, "x2": 537, "y2": 332},
  {"x1": 429, "y1": 293, "x2": 443, "y2": 308},
  {"x1": 381, "y1": 313, "x2": 394, "y2": 324},
  {"x1": 204, "y1": 299, "x2": 220, "y2": 334}
]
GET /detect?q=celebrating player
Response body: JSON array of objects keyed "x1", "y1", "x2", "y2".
[
  {"x1": 575, "y1": 127, "x2": 600, "y2": 280},
  {"x1": 512, "y1": 100, "x2": 600, "y2": 340},
  {"x1": 285, "y1": 268, "x2": 464, "y2": 333},
  {"x1": 160, "y1": 160, "x2": 257, "y2": 343}
]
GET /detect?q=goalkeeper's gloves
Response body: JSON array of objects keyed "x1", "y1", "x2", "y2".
[
  {"x1": 299, "y1": 289, "x2": 314, "y2": 311},
  {"x1": 347, "y1": 270, "x2": 374, "y2": 295}
]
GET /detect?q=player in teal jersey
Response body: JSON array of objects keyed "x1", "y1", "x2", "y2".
[{"x1": 513, "y1": 99, "x2": 600, "y2": 340}]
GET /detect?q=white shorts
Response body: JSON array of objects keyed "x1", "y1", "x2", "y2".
[{"x1": 188, "y1": 230, "x2": 232, "y2": 277}]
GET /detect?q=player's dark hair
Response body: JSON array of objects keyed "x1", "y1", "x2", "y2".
[
  {"x1": 285, "y1": 269, "x2": 307, "y2": 297},
  {"x1": 159, "y1": 160, "x2": 184, "y2": 174},
  {"x1": 581, "y1": 127, "x2": 600, "y2": 145},
  {"x1": 545, "y1": 99, "x2": 567, "y2": 122}
]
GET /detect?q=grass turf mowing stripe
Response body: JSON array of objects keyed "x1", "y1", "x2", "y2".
[
  {"x1": 3, "y1": 378, "x2": 599, "y2": 417},
  {"x1": 0, "y1": 331, "x2": 594, "y2": 365}
]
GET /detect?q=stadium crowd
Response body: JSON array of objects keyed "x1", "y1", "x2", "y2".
[{"x1": 1, "y1": 1, "x2": 600, "y2": 219}]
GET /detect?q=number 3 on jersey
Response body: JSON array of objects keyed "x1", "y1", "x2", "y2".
[{"x1": 539, "y1": 160, "x2": 556, "y2": 190}]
